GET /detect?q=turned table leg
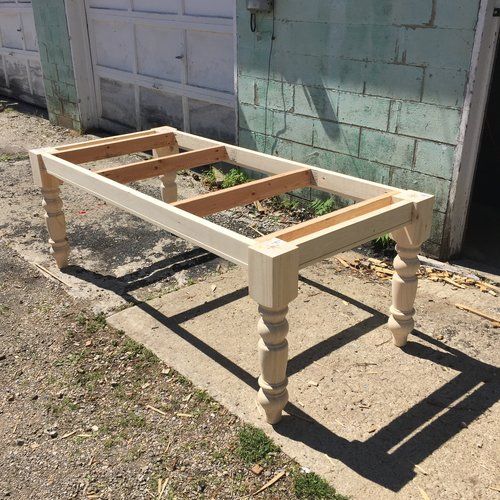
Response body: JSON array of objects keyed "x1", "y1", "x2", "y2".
[
  {"x1": 41, "y1": 181, "x2": 70, "y2": 268},
  {"x1": 249, "y1": 239, "x2": 298, "y2": 424},
  {"x1": 257, "y1": 305, "x2": 290, "y2": 424},
  {"x1": 153, "y1": 143, "x2": 179, "y2": 203},
  {"x1": 388, "y1": 191, "x2": 434, "y2": 347},
  {"x1": 388, "y1": 236, "x2": 420, "y2": 347},
  {"x1": 30, "y1": 150, "x2": 69, "y2": 269}
]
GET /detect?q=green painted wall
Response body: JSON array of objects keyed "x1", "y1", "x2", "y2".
[
  {"x1": 237, "y1": 0, "x2": 481, "y2": 257},
  {"x1": 32, "y1": 0, "x2": 81, "y2": 131}
]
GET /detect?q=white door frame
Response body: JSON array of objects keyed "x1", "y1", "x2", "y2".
[
  {"x1": 446, "y1": 0, "x2": 500, "y2": 258},
  {"x1": 64, "y1": 0, "x2": 98, "y2": 130}
]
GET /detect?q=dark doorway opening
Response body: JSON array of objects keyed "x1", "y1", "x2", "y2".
[{"x1": 462, "y1": 35, "x2": 500, "y2": 271}]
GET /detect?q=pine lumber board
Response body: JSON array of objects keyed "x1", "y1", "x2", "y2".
[
  {"x1": 54, "y1": 132, "x2": 176, "y2": 164},
  {"x1": 96, "y1": 146, "x2": 228, "y2": 184},
  {"x1": 173, "y1": 168, "x2": 311, "y2": 216}
]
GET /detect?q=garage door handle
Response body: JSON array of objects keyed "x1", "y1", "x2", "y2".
[{"x1": 175, "y1": 55, "x2": 184, "y2": 59}]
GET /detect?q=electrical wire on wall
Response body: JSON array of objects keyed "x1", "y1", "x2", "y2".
[{"x1": 263, "y1": 6, "x2": 275, "y2": 151}]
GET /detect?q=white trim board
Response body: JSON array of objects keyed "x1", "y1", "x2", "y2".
[{"x1": 446, "y1": 0, "x2": 500, "y2": 258}]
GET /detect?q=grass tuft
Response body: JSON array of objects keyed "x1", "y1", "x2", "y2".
[
  {"x1": 372, "y1": 233, "x2": 394, "y2": 251},
  {"x1": 293, "y1": 470, "x2": 348, "y2": 499},
  {"x1": 121, "y1": 338, "x2": 159, "y2": 364},
  {"x1": 222, "y1": 168, "x2": 249, "y2": 189},
  {"x1": 310, "y1": 197, "x2": 337, "y2": 216},
  {"x1": 237, "y1": 425, "x2": 279, "y2": 465}
]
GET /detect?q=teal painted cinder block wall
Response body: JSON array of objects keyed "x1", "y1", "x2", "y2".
[
  {"x1": 31, "y1": 0, "x2": 82, "y2": 131},
  {"x1": 236, "y1": 0, "x2": 481, "y2": 257}
]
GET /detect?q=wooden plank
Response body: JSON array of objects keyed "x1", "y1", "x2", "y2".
[
  {"x1": 155, "y1": 127, "x2": 393, "y2": 201},
  {"x1": 96, "y1": 146, "x2": 228, "y2": 184},
  {"x1": 294, "y1": 200, "x2": 414, "y2": 268},
  {"x1": 260, "y1": 191, "x2": 399, "y2": 243},
  {"x1": 54, "y1": 129, "x2": 156, "y2": 152},
  {"x1": 40, "y1": 153, "x2": 252, "y2": 266},
  {"x1": 173, "y1": 168, "x2": 311, "y2": 216},
  {"x1": 53, "y1": 132, "x2": 176, "y2": 164}
]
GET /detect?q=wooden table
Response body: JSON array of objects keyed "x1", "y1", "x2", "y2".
[{"x1": 30, "y1": 126, "x2": 434, "y2": 424}]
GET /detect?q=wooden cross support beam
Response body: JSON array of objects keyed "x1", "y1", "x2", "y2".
[
  {"x1": 54, "y1": 131, "x2": 177, "y2": 164},
  {"x1": 95, "y1": 146, "x2": 228, "y2": 184},
  {"x1": 173, "y1": 168, "x2": 311, "y2": 216},
  {"x1": 31, "y1": 126, "x2": 435, "y2": 426}
]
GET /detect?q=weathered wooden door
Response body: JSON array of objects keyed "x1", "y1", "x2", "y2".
[
  {"x1": 85, "y1": 0, "x2": 236, "y2": 141},
  {"x1": 0, "y1": 0, "x2": 45, "y2": 107}
]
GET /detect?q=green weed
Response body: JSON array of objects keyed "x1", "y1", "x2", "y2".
[
  {"x1": 372, "y1": 233, "x2": 393, "y2": 251},
  {"x1": 237, "y1": 425, "x2": 279, "y2": 465},
  {"x1": 0, "y1": 152, "x2": 28, "y2": 162},
  {"x1": 293, "y1": 470, "x2": 348, "y2": 499},
  {"x1": 76, "y1": 312, "x2": 107, "y2": 333},
  {"x1": 121, "y1": 338, "x2": 159, "y2": 364},
  {"x1": 222, "y1": 168, "x2": 249, "y2": 189},
  {"x1": 310, "y1": 197, "x2": 337, "y2": 216},
  {"x1": 203, "y1": 167, "x2": 218, "y2": 189}
]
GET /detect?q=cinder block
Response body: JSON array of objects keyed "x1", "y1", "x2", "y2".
[
  {"x1": 337, "y1": 92, "x2": 391, "y2": 130},
  {"x1": 434, "y1": 0, "x2": 480, "y2": 29},
  {"x1": 275, "y1": 0, "x2": 433, "y2": 26},
  {"x1": 364, "y1": 62, "x2": 423, "y2": 101},
  {"x1": 238, "y1": 76, "x2": 294, "y2": 111},
  {"x1": 239, "y1": 129, "x2": 294, "y2": 158},
  {"x1": 274, "y1": 21, "x2": 331, "y2": 57},
  {"x1": 414, "y1": 140, "x2": 456, "y2": 180},
  {"x1": 429, "y1": 210, "x2": 446, "y2": 246},
  {"x1": 330, "y1": 151, "x2": 391, "y2": 184},
  {"x1": 400, "y1": 27, "x2": 475, "y2": 70},
  {"x1": 62, "y1": 101, "x2": 79, "y2": 120},
  {"x1": 294, "y1": 86, "x2": 338, "y2": 121},
  {"x1": 238, "y1": 104, "x2": 270, "y2": 135},
  {"x1": 422, "y1": 67, "x2": 468, "y2": 108},
  {"x1": 313, "y1": 120, "x2": 360, "y2": 156},
  {"x1": 391, "y1": 168, "x2": 450, "y2": 212},
  {"x1": 395, "y1": 102, "x2": 461, "y2": 144},
  {"x1": 327, "y1": 24, "x2": 399, "y2": 62},
  {"x1": 359, "y1": 129, "x2": 415, "y2": 169},
  {"x1": 272, "y1": 111, "x2": 314, "y2": 145}
]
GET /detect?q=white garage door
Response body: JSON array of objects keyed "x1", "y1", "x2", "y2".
[
  {"x1": 0, "y1": 0, "x2": 45, "y2": 107},
  {"x1": 86, "y1": 0, "x2": 236, "y2": 142}
]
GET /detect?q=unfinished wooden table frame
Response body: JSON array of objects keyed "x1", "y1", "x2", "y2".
[{"x1": 30, "y1": 126, "x2": 434, "y2": 425}]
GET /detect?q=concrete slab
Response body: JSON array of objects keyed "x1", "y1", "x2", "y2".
[{"x1": 108, "y1": 261, "x2": 500, "y2": 500}]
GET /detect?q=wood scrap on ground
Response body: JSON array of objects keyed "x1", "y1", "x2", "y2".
[
  {"x1": 339, "y1": 256, "x2": 499, "y2": 295},
  {"x1": 250, "y1": 470, "x2": 286, "y2": 496},
  {"x1": 455, "y1": 303, "x2": 500, "y2": 327}
]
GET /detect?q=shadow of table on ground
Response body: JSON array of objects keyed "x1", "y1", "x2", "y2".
[{"x1": 64, "y1": 263, "x2": 500, "y2": 493}]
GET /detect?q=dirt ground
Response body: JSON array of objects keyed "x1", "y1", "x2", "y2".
[{"x1": 0, "y1": 99, "x2": 499, "y2": 499}]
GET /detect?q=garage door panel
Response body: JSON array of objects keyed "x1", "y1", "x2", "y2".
[
  {"x1": 29, "y1": 60, "x2": 45, "y2": 97},
  {"x1": 93, "y1": 19, "x2": 134, "y2": 72},
  {"x1": 184, "y1": 0, "x2": 233, "y2": 18},
  {"x1": 0, "y1": 13, "x2": 24, "y2": 49},
  {"x1": 4, "y1": 56, "x2": 30, "y2": 94},
  {"x1": 100, "y1": 77, "x2": 136, "y2": 128},
  {"x1": 88, "y1": 0, "x2": 129, "y2": 10},
  {"x1": 132, "y1": 0, "x2": 179, "y2": 14},
  {"x1": 187, "y1": 30, "x2": 233, "y2": 93},
  {"x1": 0, "y1": 59, "x2": 6, "y2": 87},
  {"x1": 140, "y1": 87, "x2": 183, "y2": 129},
  {"x1": 0, "y1": 1, "x2": 45, "y2": 107},
  {"x1": 189, "y1": 98, "x2": 235, "y2": 143},
  {"x1": 86, "y1": 0, "x2": 235, "y2": 139},
  {"x1": 21, "y1": 11, "x2": 38, "y2": 51},
  {"x1": 136, "y1": 24, "x2": 183, "y2": 82}
]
